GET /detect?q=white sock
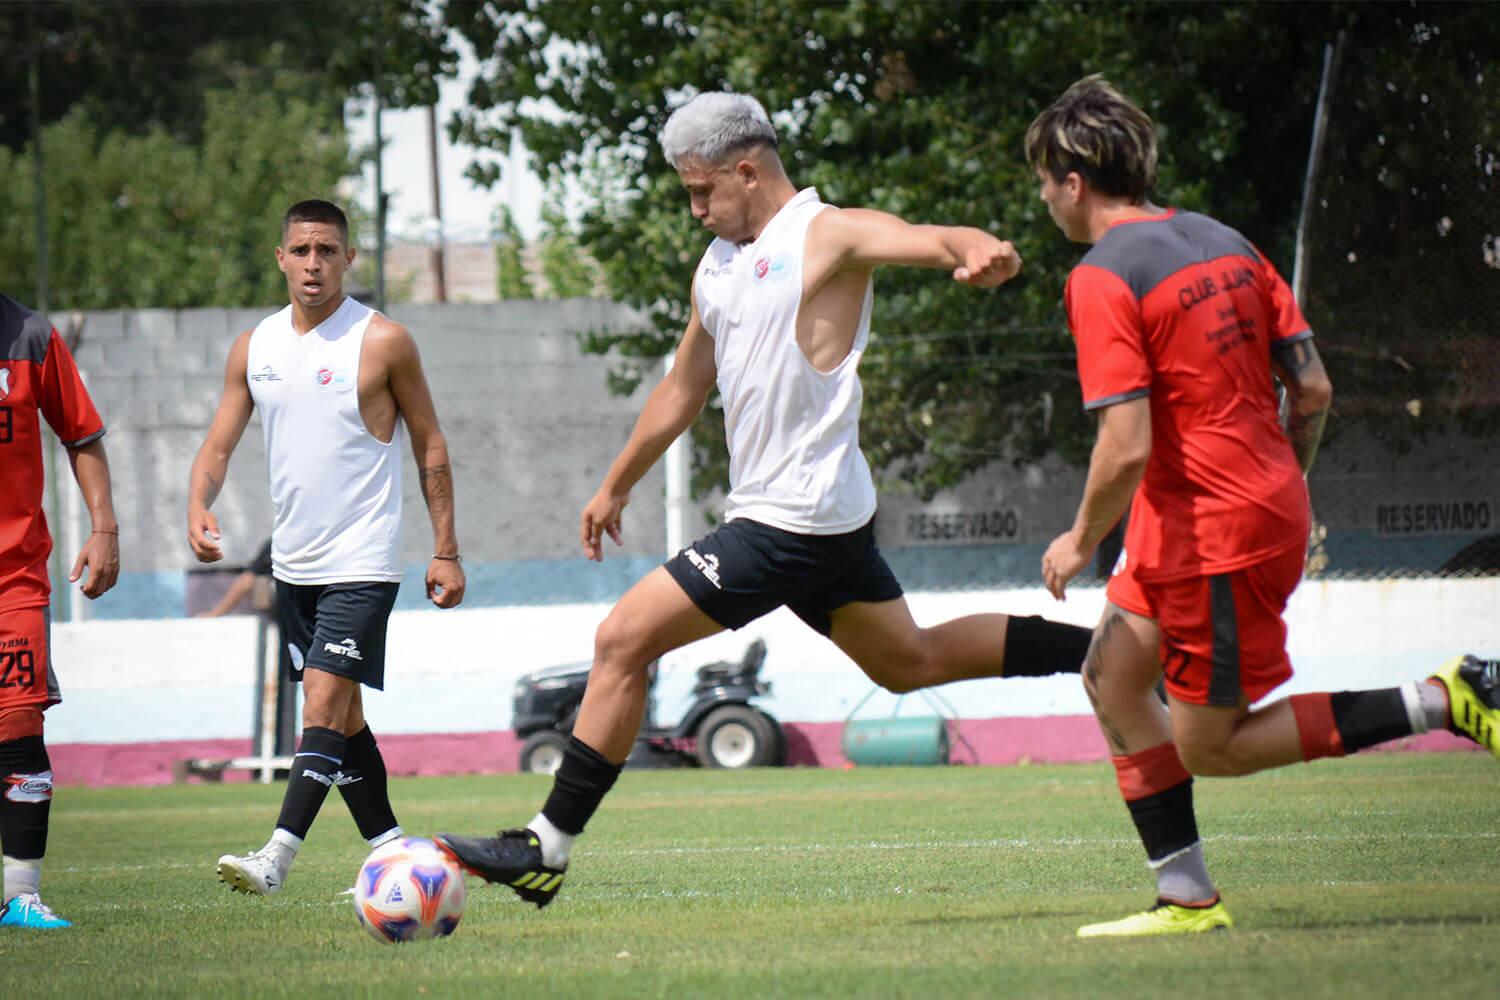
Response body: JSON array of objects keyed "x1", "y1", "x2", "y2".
[
  {"x1": 368, "y1": 827, "x2": 403, "y2": 850},
  {"x1": 1419, "y1": 679, "x2": 1451, "y2": 731},
  {"x1": 529, "y1": 812, "x2": 575, "y2": 869},
  {"x1": 266, "y1": 829, "x2": 303, "y2": 870},
  {"x1": 1398, "y1": 682, "x2": 1430, "y2": 735},
  {"x1": 3, "y1": 855, "x2": 41, "y2": 903},
  {"x1": 1150, "y1": 841, "x2": 1217, "y2": 906}
]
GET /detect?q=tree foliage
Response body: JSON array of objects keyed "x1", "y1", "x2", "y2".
[
  {"x1": 0, "y1": 1, "x2": 454, "y2": 310},
  {"x1": 443, "y1": 1, "x2": 1498, "y2": 497}
]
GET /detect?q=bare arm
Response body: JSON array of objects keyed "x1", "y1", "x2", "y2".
[
  {"x1": 196, "y1": 570, "x2": 255, "y2": 617},
  {"x1": 1270, "y1": 337, "x2": 1333, "y2": 476},
  {"x1": 806, "y1": 207, "x2": 1023, "y2": 289},
  {"x1": 581, "y1": 290, "x2": 718, "y2": 561},
  {"x1": 1042, "y1": 397, "x2": 1152, "y2": 599},
  {"x1": 187, "y1": 331, "x2": 254, "y2": 563},
  {"x1": 378, "y1": 317, "x2": 465, "y2": 609},
  {"x1": 65, "y1": 438, "x2": 119, "y2": 598}
]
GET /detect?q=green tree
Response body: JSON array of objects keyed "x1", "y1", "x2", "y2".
[
  {"x1": 536, "y1": 193, "x2": 605, "y2": 300},
  {"x1": 494, "y1": 206, "x2": 535, "y2": 300},
  {"x1": 0, "y1": 1, "x2": 454, "y2": 151},
  {"x1": 443, "y1": 0, "x2": 1497, "y2": 498},
  {"x1": 0, "y1": 74, "x2": 356, "y2": 309}
]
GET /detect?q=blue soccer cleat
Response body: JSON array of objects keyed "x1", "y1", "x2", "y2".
[{"x1": 0, "y1": 892, "x2": 72, "y2": 929}]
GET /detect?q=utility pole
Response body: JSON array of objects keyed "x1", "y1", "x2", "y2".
[{"x1": 427, "y1": 104, "x2": 448, "y2": 303}]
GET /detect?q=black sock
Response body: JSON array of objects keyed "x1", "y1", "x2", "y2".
[
  {"x1": 275, "y1": 726, "x2": 346, "y2": 840},
  {"x1": 1125, "y1": 777, "x2": 1200, "y2": 863},
  {"x1": 0, "y1": 736, "x2": 52, "y2": 860},
  {"x1": 540, "y1": 735, "x2": 623, "y2": 836},
  {"x1": 1330, "y1": 688, "x2": 1414, "y2": 753},
  {"x1": 335, "y1": 726, "x2": 399, "y2": 841},
  {"x1": 1003, "y1": 615, "x2": 1092, "y2": 676}
]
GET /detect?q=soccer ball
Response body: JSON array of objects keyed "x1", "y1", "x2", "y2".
[{"x1": 352, "y1": 837, "x2": 467, "y2": 944}]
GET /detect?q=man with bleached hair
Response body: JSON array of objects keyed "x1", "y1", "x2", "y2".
[{"x1": 439, "y1": 91, "x2": 1096, "y2": 909}]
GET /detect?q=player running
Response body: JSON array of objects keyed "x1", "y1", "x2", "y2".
[{"x1": 1028, "y1": 75, "x2": 1500, "y2": 936}]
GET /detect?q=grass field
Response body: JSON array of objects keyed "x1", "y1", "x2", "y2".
[{"x1": 5, "y1": 753, "x2": 1496, "y2": 999}]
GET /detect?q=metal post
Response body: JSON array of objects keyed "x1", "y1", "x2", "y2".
[
  {"x1": 663, "y1": 352, "x2": 689, "y2": 557},
  {"x1": 427, "y1": 104, "x2": 447, "y2": 303},
  {"x1": 1293, "y1": 31, "x2": 1346, "y2": 306}
]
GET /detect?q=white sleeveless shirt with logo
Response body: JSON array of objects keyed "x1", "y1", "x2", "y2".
[
  {"x1": 245, "y1": 296, "x2": 403, "y2": 584},
  {"x1": 693, "y1": 187, "x2": 877, "y2": 534}
]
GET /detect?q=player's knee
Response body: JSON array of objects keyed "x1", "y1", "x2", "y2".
[
  {"x1": 591, "y1": 613, "x2": 652, "y2": 681},
  {"x1": 857, "y1": 643, "x2": 934, "y2": 694},
  {"x1": 1174, "y1": 738, "x2": 1247, "y2": 777}
]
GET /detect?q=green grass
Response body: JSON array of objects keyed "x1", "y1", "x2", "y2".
[{"x1": 6, "y1": 754, "x2": 1497, "y2": 999}]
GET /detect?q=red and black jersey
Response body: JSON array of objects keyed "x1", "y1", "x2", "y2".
[
  {"x1": 1064, "y1": 209, "x2": 1312, "y2": 583},
  {"x1": 0, "y1": 294, "x2": 105, "y2": 613}
]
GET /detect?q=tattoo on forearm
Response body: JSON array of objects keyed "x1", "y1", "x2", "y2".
[
  {"x1": 1272, "y1": 339, "x2": 1330, "y2": 474},
  {"x1": 419, "y1": 463, "x2": 451, "y2": 513},
  {"x1": 202, "y1": 472, "x2": 222, "y2": 508},
  {"x1": 1285, "y1": 406, "x2": 1329, "y2": 474}
]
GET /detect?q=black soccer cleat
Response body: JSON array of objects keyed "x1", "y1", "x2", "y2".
[{"x1": 434, "y1": 828, "x2": 566, "y2": 909}]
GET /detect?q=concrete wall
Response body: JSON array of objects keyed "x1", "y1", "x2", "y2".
[{"x1": 62, "y1": 300, "x2": 671, "y2": 618}]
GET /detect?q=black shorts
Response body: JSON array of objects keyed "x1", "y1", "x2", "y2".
[
  {"x1": 664, "y1": 518, "x2": 903, "y2": 636},
  {"x1": 274, "y1": 581, "x2": 400, "y2": 690}
]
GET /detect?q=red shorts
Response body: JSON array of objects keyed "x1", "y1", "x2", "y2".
[
  {"x1": 0, "y1": 607, "x2": 61, "y2": 712},
  {"x1": 1106, "y1": 544, "x2": 1305, "y2": 707}
]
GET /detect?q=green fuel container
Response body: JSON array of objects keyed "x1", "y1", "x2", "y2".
[{"x1": 840, "y1": 715, "x2": 950, "y2": 766}]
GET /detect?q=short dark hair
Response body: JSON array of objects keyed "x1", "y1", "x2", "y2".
[
  {"x1": 282, "y1": 199, "x2": 350, "y2": 244},
  {"x1": 1025, "y1": 75, "x2": 1158, "y2": 202}
]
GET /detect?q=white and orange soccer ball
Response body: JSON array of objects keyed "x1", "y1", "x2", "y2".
[{"x1": 352, "y1": 837, "x2": 467, "y2": 944}]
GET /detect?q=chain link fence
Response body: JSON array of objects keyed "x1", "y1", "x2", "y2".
[{"x1": 1298, "y1": 37, "x2": 1500, "y2": 579}]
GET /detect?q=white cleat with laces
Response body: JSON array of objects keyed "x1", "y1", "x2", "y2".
[{"x1": 216, "y1": 849, "x2": 287, "y2": 896}]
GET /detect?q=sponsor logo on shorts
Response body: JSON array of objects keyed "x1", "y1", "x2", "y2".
[
  {"x1": 685, "y1": 547, "x2": 723, "y2": 590},
  {"x1": 324, "y1": 637, "x2": 364, "y2": 661}
]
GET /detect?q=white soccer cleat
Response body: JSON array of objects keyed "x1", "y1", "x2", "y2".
[{"x1": 216, "y1": 850, "x2": 287, "y2": 896}]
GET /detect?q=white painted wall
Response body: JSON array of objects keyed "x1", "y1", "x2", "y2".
[{"x1": 46, "y1": 579, "x2": 1500, "y2": 746}]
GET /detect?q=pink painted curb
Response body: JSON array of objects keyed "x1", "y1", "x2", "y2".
[{"x1": 46, "y1": 715, "x2": 1484, "y2": 788}]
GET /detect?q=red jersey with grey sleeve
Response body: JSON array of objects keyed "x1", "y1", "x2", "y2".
[
  {"x1": 0, "y1": 295, "x2": 106, "y2": 613},
  {"x1": 1064, "y1": 209, "x2": 1312, "y2": 583}
]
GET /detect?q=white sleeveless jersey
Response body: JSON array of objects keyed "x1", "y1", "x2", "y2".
[
  {"x1": 245, "y1": 296, "x2": 403, "y2": 584},
  {"x1": 693, "y1": 187, "x2": 877, "y2": 534}
]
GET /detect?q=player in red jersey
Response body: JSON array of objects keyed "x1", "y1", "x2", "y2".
[
  {"x1": 0, "y1": 295, "x2": 120, "y2": 929},
  {"x1": 1027, "y1": 76, "x2": 1500, "y2": 936}
]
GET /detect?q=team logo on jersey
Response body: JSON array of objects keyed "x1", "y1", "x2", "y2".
[
  {"x1": 0, "y1": 365, "x2": 11, "y2": 401},
  {"x1": 249, "y1": 365, "x2": 282, "y2": 383},
  {"x1": 316, "y1": 367, "x2": 354, "y2": 391},
  {"x1": 752, "y1": 252, "x2": 794, "y2": 282}
]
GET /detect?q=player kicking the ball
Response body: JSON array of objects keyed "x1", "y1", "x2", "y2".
[
  {"x1": 1028, "y1": 75, "x2": 1500, "y2": 936},
  {"x1": 188, "y1": 200, "x2": 465, "y2": 896},
  {"x1": 437, "y1": 91, "x2": 1098, "y2": 908}
]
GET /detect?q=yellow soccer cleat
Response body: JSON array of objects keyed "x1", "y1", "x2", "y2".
[
  {"x1": 1430, "y1": 655, "x2": 1500, "y2": 759},
  {"x1": 1077, "y1": 896, "x2": 1233, "y2": 937}
]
